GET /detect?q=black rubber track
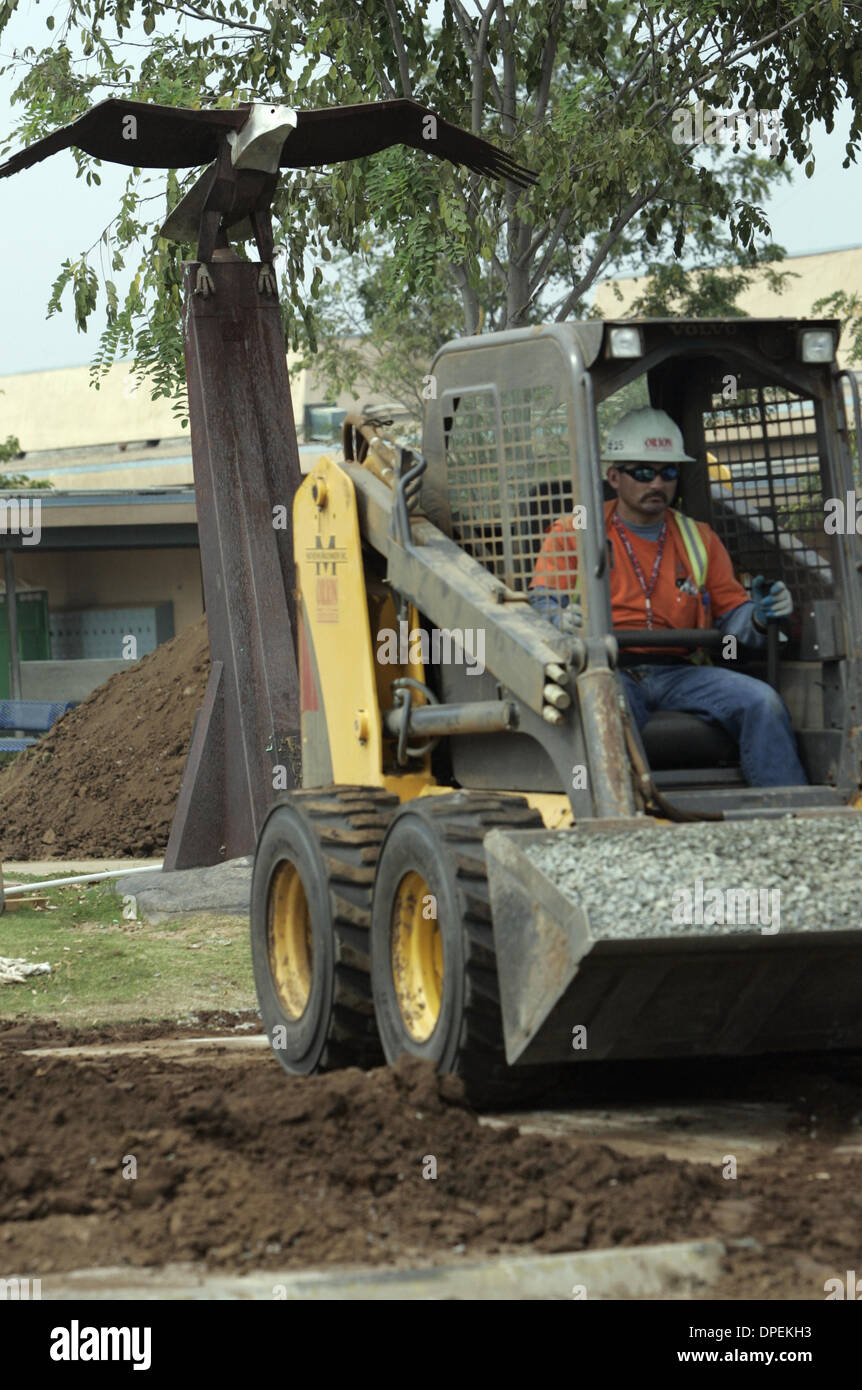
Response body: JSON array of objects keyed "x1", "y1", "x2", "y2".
[
  {"x1": 259, "y1": 785, "x2": 399, "y2": 1071},
  {"x1": 373, "y1": 789, "x2": 560, "y2": 1107}
]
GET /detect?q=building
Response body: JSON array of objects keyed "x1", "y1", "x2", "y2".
[{"x1": 0, "y1": 346, "x2": 391, "y2": 703}]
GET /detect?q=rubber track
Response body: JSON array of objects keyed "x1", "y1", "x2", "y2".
[
  {"x1": 415, "y1": 791, "x2": 555, "y2": 1106},
  {"x1": 283, "y1": 785, "x2": 399, "y2": 1070}
]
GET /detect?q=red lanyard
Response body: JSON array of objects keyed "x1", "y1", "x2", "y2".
[{"x1": 611, "y1": 515, "x2": 667, "y2": 630}]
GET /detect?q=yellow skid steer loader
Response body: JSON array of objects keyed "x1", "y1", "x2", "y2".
[{"x1": 251, "y1": 318, "x2": 862, "y2": 1102}]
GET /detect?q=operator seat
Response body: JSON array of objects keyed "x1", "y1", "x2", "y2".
[{"x1": 640, "y1": 711, "x2": 739, "y2": 770}]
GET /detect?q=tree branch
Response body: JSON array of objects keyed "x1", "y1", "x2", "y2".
[
  {"x1": 170, "y1": 2, "x2": 268, "y2": 35},
  {"x1": 526, "y1": 206, "x2": 571, "y2": 292},
  {"x1": 532, "y1": 0, "x2": 560, "y2": 126},
  {"x1": 490, "y1": 250, "x2": 508, "y2": 285},
  {"x1": 383, "y1": 0, "x2": 413, "y2": 99},
  {"x1": 495, "y1": 0, "x2": 520, "y2": 277},
  {"x1": 452, "y1": 261, "x2": 480, "y2": 335},
  {"x1": 550, "y1": 185, "x2": 656, "y2": 323},
  {"x1": 472, "y1": 0, "x2": 497, "y2": 135}
]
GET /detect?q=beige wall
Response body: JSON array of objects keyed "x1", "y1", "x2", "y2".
[
  {"x1": 0, "y1": 363, "x2": 190, "y2": 453},
  {"x1": 44, "y1": 459, "x2": 195, "y2": 489},
  {"x1": 591, "y1": 246, "x2": 862, "y2": 366},
  {"x1": 0, "y1": 337, "x2": 381, "y2": 456},
  {"x1": 11, "y1": 547, "x2": 203, "y2": 634}
]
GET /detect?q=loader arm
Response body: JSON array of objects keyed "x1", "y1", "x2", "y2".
[{"x1": 348, "y1": 459, "x2": 638, "y2": 819}]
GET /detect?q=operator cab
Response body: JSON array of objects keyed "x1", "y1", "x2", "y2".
[
  {"x1": 593, "y1": 322, "x2": 852, "y2": 802},
  {"x1": 420, "y1": 319, "x2": 862, "y2": 812}
]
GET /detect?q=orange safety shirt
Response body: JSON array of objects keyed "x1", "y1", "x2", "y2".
[{"x1": 530, "y1": 498, "x2": 749, "y2": 638}]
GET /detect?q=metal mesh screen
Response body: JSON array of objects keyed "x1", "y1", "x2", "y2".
[
  {"x1": 445, "y1": 384, "x2": 576, "y2": 594},
  {"x1": 703, "y1": 385, "x2": 834, "y2": 614}
]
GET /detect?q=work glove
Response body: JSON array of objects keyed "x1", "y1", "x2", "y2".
[
  {"x1": 559, "y1": 600, "x2": 583, "y2": 633},
  {"x1": 752, "y1": 575, "x2": 793, "y2": 625}
]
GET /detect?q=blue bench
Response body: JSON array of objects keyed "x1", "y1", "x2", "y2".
[{"x1": 0, "y1": 700, "x2": 75, "y2": 752}]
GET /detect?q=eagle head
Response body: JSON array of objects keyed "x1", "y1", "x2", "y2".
[{"x1": 226, "y1": 104, "x2": 298, "y2": 173}]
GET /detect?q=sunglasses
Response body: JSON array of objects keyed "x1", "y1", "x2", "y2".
[{"x1": 617, "y1": 464, "x2": 680, "y2": 483}]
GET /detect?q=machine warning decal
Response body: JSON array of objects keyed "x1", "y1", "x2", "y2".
[
  {"x1": 305, "y1": 534, "x2": 347, "y2": 624},
  {"x1": 316, "y1": 576, "x2": 339, "y2": 623},
  {"x1": 305, "y1": 534, "x2": 348, "y2": 574}
]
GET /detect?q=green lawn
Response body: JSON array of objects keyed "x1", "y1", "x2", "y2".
[{"x1": 0, "y1": 875, "x2": 256, "y2": 1024}]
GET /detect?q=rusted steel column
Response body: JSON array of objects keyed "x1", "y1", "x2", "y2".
[{"x1": 164, "y1": 261, "x2": 302, "y2": 869}]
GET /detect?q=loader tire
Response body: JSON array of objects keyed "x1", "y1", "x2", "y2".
[
  {"x1": 370, "y1": 791, "x2": 556, "y2": 1107},
  {"x1": 251, "y1": 785, "x2": 399, "y2": 1075}
]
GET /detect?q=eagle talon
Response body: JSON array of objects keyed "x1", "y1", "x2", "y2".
[
  {"x1": 194, "y1": 264, "x2": 215, "y2": 297},
  {"x1": 258, "y1": 263, "x2": 277, "y2": 296}
]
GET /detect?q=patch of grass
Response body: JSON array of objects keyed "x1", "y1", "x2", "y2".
[{"x1": 0, "y1": 876, "x2": 255, "y2": 1024}]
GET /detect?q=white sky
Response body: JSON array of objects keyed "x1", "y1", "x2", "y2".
[{"x1": 0, "y1": 5, "x2": 859, "y2": 375}]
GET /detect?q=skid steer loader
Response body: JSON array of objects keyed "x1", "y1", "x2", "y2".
[{"x1": 250, "y1": 317, "x2": 862, "y2": 1102}]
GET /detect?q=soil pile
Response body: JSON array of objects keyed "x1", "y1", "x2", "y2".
[
  {"x1": 0, "y1": 618, "x2": 209, "y2": 859},
  {"x1": 0, "y1": 1047, "x2": 721, "y2": 1277},
  {"x1": 2, "y1": 1026, "x2": 861, "y2": 1295}
]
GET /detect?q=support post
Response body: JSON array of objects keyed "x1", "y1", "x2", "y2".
[
  {"x1": 164, "y1": 262, "x2": 302, "y2": 868},
  {"x1": 4, "y1": 549, "x2": 22, "y2": 702}
]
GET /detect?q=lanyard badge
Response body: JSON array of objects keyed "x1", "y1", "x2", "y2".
[{"x1": 612, "y1": 516, "x2": 667, "y2": 630}]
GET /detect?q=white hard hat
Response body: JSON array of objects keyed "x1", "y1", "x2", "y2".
[{"x1": 603, "y1": 407, "x2": 696, "y2": 465}]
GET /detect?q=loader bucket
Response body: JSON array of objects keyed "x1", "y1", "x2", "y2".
[{"x1": 484, "y1": 816, "x2": 862, "y2": 1067}]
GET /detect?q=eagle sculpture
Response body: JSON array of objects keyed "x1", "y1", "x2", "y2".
[{"x1": 0, "y1": 97, "x2": 536, "y2": 295}]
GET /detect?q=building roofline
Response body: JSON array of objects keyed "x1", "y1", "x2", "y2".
[{"x1": 595, "y1": 242, "x2": 862, "y2": 286}]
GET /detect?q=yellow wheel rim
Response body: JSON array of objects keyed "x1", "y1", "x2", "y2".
[
  {"x1": 268, "y1": 860, "x2": 313, "y2": 1020},
  {"x1": 391, "y1": 870, "x2": 443, "y2": 1042}
]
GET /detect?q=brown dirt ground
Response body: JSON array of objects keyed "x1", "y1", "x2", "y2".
[
  {"x1": 0, "y1": 618, "x2": 209, "y2": 860},
  {"x1": 0, "y1": 1009, "x2": 261, "y2": 1048},
  {"x1": 2, "y1": 1022, "x2": 861, "y2": 1299}
]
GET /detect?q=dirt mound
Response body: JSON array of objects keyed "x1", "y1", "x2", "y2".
[
  {"x1": 0, "y1": 618, "x2": 209, "y2": 860},
  {"x1": 0, "y1": 1048, "x2": 722, "y2": 1276},
  {"x1": 2, "y1": 1028, "x2": 860, "y2": 1294}
]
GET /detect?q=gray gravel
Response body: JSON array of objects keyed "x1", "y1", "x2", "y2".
[{"x1": 522, "y1": 815, "x2": 862, "y2": 937}]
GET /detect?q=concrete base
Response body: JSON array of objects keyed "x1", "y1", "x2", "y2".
[
  {"x1": 115, "y1": 856, "x2": 252, "y2": 923},
  {"x1": 40, "y1": 1240, "x2": 728, "y2": 1301}
]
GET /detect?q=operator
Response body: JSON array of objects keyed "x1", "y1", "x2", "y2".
[{"x1": 529, "y1": 407, "x2": 808, "y2": 788}]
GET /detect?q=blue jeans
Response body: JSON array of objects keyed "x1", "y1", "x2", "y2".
[{"x1": 620, "y1": 664, "x2": 809, "y2": 787}]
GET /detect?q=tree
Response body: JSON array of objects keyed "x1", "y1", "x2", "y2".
[
  {"x1": 810, "y1": 289, "x2": 862, "y2": 367},
  {"x1": 625, "y1": 248, "x2": 797, "y2": 320},
  {"x1": 2, "y1": 0, "x2": 860, "y2": 411},
  {"x1": 808, "y1": 290, "x2": 861, "y2": 486},
  {"x1": 0, "y1": 401, "x2": 52, "y2": 489},
  {"x1": 302, "y1": 226, "x2": 543, "y2": 420}
]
